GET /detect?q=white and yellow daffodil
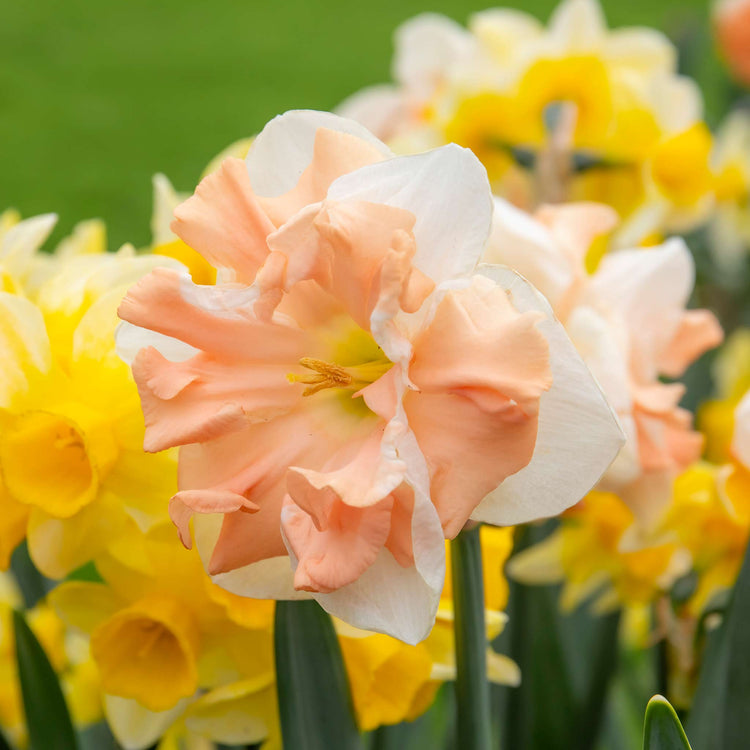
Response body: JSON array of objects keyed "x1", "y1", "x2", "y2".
[{"x1": 339, "y1": 0, "x2": 715, "y2": 245}]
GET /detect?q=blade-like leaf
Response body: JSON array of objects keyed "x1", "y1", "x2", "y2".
[
  {"x1": 13, "y1": 609, "x2": 78, "y2": 750},
  {"x1": 643, "y1": 695, "x2": 692, "y2": 750},
  {"x1": 274, "y1": 600, "x2": 362, "y2": 750},
  {"x1": 687, "y1": 538, "x2": 750, "y2": 749}
]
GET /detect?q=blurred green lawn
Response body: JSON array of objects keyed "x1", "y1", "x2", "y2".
[{"x1": 1, "y1": 0, "x2": 720, "y2": 249}]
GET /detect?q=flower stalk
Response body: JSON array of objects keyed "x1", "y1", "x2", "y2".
[{"x1": 451, "y1": 524, "x2": 493, "y2": 750}]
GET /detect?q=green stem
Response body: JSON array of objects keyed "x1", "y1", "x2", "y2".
[
  {"x1": 274, "y1": 599, "x2": 362, "y2": 750},
  {"x1": 451, "y1": 525, "x2": 493, "y2": 750}
]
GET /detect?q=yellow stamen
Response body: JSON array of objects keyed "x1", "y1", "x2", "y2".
[{"x1": 287, "y1": 356, "x2": 392, "y2": 397}]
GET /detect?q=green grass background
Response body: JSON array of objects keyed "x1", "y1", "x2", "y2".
[{"x1": 0, "y1": 0, "x2": 722, "y2": 249}]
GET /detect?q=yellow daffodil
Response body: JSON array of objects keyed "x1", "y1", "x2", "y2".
[
  {"x1": 664, "y1": 463, "x2": 750, "y2": 614},
  {"x1": 699, "y1": 328, "x2": 750, "y2": 464},
  {"x1": 0, "y1": 214, "x2": 182, "y2": 577},
  {"x1": 508, "y1": 492, "x2": 690, "y2": 612}
]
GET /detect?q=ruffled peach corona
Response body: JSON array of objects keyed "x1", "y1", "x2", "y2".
[
  {"x1": 486, "y1": 199, "x2": 723, "y2": 526},
  {"x1": 118, "y1": 110, "x2": 623, "y2": 643}
]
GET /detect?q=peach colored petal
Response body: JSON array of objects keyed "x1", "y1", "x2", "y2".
[
  {"x1": 282, "y1": 493, "x2": 394, "y2": 593},
  {"x1": 118, "y1": 267, "x2": 308, "y2": 361},
  {"x1": 171, "y1": 158, "x2": 274, "y2": 282},
  {"x1": 406, "y1": 277, "x2": 552, "y2": 536},
  {"x1": 258, "y1": 128, "x2": 386, "y2": 227},
  {"x1": 132, "y1": 347, "x2": 302, "y2": 452},
  {"x1": 657, "y1": 309, "x2": 724, "y2": 378},
  {"x1": 384, "y1": 486, "x2": 416, "y2": 567},
  {"x1": 169, "y1": 490, "x2": 258, "y2": 549},
  {"x1": 266, "y1": 200, "x2": 427, "y2": 331},
  {"x1": 536, "y1": 202, "x2": 618, "y2": 268},
  {"x1": 179, "y1": 409, "x2": 346, "y2": 574}
]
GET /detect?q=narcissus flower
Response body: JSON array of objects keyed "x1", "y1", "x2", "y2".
[
  {"x1": 338, "y1": 0, "x2": 714, "y2": 245},
  {"x1": 508, "y1": 491, "x2": 691, "y2": 612},
  {"x1": 0, "y1": 214, "x2": 181, "y2": 577},
  {"x1": 118, "y1": 109, "x2": 623, "y2": 643},
  {"x1": 486, "y1": 200, "x2": 723, "y2": 525}
]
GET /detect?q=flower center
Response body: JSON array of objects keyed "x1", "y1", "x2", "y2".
[{"x1": 288, "y1": 356, "x2": 392, "y2": 397}]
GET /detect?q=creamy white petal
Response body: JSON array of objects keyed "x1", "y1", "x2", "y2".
[
  {"x1": 328, "y1": 144, "x2": 492, "y2": 284},
  {"x1": 151, "y1": 173, "x2": 186, "y2": 246},
  {"x1": 733, "y1": 392, "x2": 750, "y2": 471},
  {"x1": 485, "y1": 197, "x2": 573, "y2": 308},
  {"x1": 393, "y1": 13, "x2": 474, "y2": 100},
  {"x1": 196, "y1": 512, "x2": 308, "y2": 600},
  {"x1": 0, "y1": 213, "x2": 57, "y2": 278},
  {"x1": 588, "y1": 238, "x2": 692, "y2": 379},
  {"x1": 0, "y1": 292, "x2": 52, "y2": 405},
  {"x1": 547, "y1": 0, "x2": 607, "y2": 52},
  {"x1": 246, "y1": 109, "x2": 392, "y2": 198},
  {"x1": 471, "y1": 265, "x2": 625, "y2": 526},
  {"x1": 607, "y1": 28, "x2": 676, "y2": 72},
  {"x1": 335, "y1": 84, "x2": 407, "y2": 140},
  {"x1": 115, "y1": 321, "x2": 199, "y2": 365},
  {"x1": 104, "y1": 694, "x2": 189, "y2": 750}
]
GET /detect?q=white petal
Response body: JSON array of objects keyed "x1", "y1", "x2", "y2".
[
  {"x1": 607, "y1": 28, "x2": 676, "y2": 72},
  {"x1": 115, "y1": 321, "x2": 199, "y2": 365},
  {"x1": 650, "y1": 74, "x2": 703, "y2": 133},
  {"x1": 151, "y1": 173, "x2": 186, "y2": 246},
  {"x1": 335, "y1": 85, "x2": 406, "y2": 140},
  {"x1": 548, "y1": 0, "x2": 607, "y2": 52},
  {"x1": 104, "y1": 694, "x2": 189, "y2": 750},
  {"x1": 470, "y1": 265, "x2": 625, "y2": 526},
  {"x1": 195, "y1": 512, "x2": 309, "y2": 601},
  {"x1": 0, "y1": 292, "x2": 51, "y2": 405},
  {"x1": 0, "y1": 213, "x2": 57, "y2": 279},
  {"x1": 733, "y1": 392, "x2": 750, "y2": 471},
  {"x1": 588, "y1": 238, "x2": 692, "y2": 379},
  {"x1": 469, "y1": 9, "x2": 543, "y2": 63},
  {"x1": 245, "y1": 109, "x2": 391, "y2": 198},
  {"x1": 328, "y1": 144, "x2": 492, "y2": 284},
  {"x1": 484, "y1": 197, "x2": 573, "y2": 308},
  {"x1": 393, "y1": 13, "x2": 474, "y2": 100}
]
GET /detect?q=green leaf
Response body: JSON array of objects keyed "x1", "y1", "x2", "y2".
[
  {"x1": 451, "y1": 526, "x2": 492, "y2": 750},
  {"x1": 687, "y1": 539, "x2": 750, "y2": 749},
  {"x1": 643, "y1": 696, "x2": 692, "y2": 750},
  {"x1": 497, "y1": 523, "x2": 620, "y2": 750},
  {"x1": 274, "y1": 600, "x2": 362, "y2": 750},
  {"x1": 13, "y1": 609, "x2": 78, "y2": 750}
]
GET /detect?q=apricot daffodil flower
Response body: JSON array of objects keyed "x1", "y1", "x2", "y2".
[
  {"x1": 118, "y1": 109, "x2": 623, "y2": 643},
  {"x1": 486, "y1": 199, "x2": 723, "y2": 525}
]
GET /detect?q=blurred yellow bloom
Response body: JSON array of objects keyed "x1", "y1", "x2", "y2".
[
  {"x1": 339, "y1": 0, "x2": 714, "y2": 244},
  {"x1": 51, "y1": 523, "x2": 275, "y2": 712},
  {"x1": 664, "y1": 463, "x2": 750, "y2": 614},
  {"x1": 699, "y1": 328, "x2": 750, "y2": 464},
  {"x1": 0, "y1": 213, "x2": 182, "y2": 577},
  {"x1": 509, "y1": 492, "x2": 690, "y2": 612}
]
